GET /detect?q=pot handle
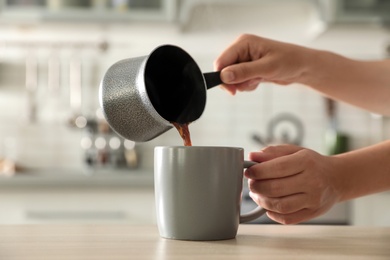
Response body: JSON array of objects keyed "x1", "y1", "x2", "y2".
[{"x1": 204, "y1": 71, "x2": 223, "y2": 89}]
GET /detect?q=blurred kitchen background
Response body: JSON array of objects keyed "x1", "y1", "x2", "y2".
[{"x1": 0, "y1": 0, "x2": 390, "y2": 226}]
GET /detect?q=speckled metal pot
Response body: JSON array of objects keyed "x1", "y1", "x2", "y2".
[
  {"x1": 99, "y1": 53, "x2": 167, "y2": 142},
  {"x1": 99, "y1": 45, "x2": 222, "y2": 142}
]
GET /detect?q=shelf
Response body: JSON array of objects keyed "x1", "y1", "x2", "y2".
[{"x1": 0, "y1": 0, "x2": 176, "y2": 23}]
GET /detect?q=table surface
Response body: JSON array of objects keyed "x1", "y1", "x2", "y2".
[{"x1": 0, "y1": 224, "x2": 389, "y2": 259}]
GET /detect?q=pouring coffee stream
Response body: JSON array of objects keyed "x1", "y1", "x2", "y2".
[
  {"x1": 99, "y1": 45, "x2": 223, "y2": 144},
  {"x1": 171, "y1": 71, "x2": 222, "y2": 146},
  {"x1": 171, "y1": 122, "x2": 192, "y2": 146}
]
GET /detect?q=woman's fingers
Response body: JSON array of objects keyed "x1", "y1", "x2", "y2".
[
  {"x1": 248, "y1": 171, "x2": 308, "y2": 198},
  {"x1": 245, "y1": 148, "x2": 308, "y2": 180},
  {"x1": 266, "y1": 208, "x2": 319, "y2": 225},
  {"x1": 249, "y1": 191, "x2": 330, "y2": 225},
  {"x1": 249, "y1": 144, "x2": 304, "y2": 162},
  {"x1": 249, "y1": 191, "x2": 307, "y2": 215}
]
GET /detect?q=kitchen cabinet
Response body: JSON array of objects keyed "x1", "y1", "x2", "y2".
[
  {"x1": 0, "y1": 186, "x2": 156, "y2": 224},
  {"x1": 351, "y1": 191, "x2": 390, "y2": 226},
  {"x1": 0, "y1": 0, "x2": 176, "y2": 23}
]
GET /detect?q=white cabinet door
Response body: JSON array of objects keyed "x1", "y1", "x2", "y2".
[
  {"x1": 351, "y1": 191, "x2": 390, "y2": 226},
  {"x1": 0, "y1": 188, "x2": 155, "y2": 224}
]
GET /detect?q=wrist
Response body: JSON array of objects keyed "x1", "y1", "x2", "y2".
[
  {"x1": 329, "y1": 141, "x2": 390, "y2": 202},
  {"x1": 297, "y1": 48, "x2": 331, "y2": 87},
  {"x1": 328, "y1": 155, "x2": 351, "y2": 203}
]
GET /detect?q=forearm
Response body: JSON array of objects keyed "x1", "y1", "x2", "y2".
[
  {"x1": 299, "y1": 50, "x2": 390, "y2": 116},
  {"x1": 332, "y1": 140, "x2": 390, "y2": 202}
]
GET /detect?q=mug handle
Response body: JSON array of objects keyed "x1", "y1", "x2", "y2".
[{"x1": 239, "y1": 160, "x2": 267, "y2": 223}]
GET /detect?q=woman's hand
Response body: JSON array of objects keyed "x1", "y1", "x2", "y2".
[
  {"x1": 215, "y1": 34, "x2": 390, "y2": 115},
  {"x1": 214, "y1": 34, "x2": 313, "y2": 95},
  {"x1": 245, "y1": 144, "x2": 342, "y2": 224}
]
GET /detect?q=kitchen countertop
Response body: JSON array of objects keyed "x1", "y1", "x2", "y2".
[
  {"x1": 0, "y1": 169, "x2": 154, "y2": 188},
  {"x1": 0, "y1": 224, "x2": 389, "y2": 259}
]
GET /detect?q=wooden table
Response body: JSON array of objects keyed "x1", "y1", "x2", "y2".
[{"x1": 0, "y1": 224, "x2": 389, "y2": 259}]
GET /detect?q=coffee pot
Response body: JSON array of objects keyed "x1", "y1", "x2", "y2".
[{"x1": 99, "y1": 45, "x2": 222, "y2": 142}]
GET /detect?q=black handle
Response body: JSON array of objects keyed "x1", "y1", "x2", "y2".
[{"x1": 203, "y1": 71, "x2": 223, "y2": 89}]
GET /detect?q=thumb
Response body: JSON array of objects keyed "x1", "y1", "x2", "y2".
[
  {"x1": 220, "y1": 59, "x2": 269, "y2": 84},
  {"x1": 249, "y1": 144, "x2": 303, "y2": 162}
]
